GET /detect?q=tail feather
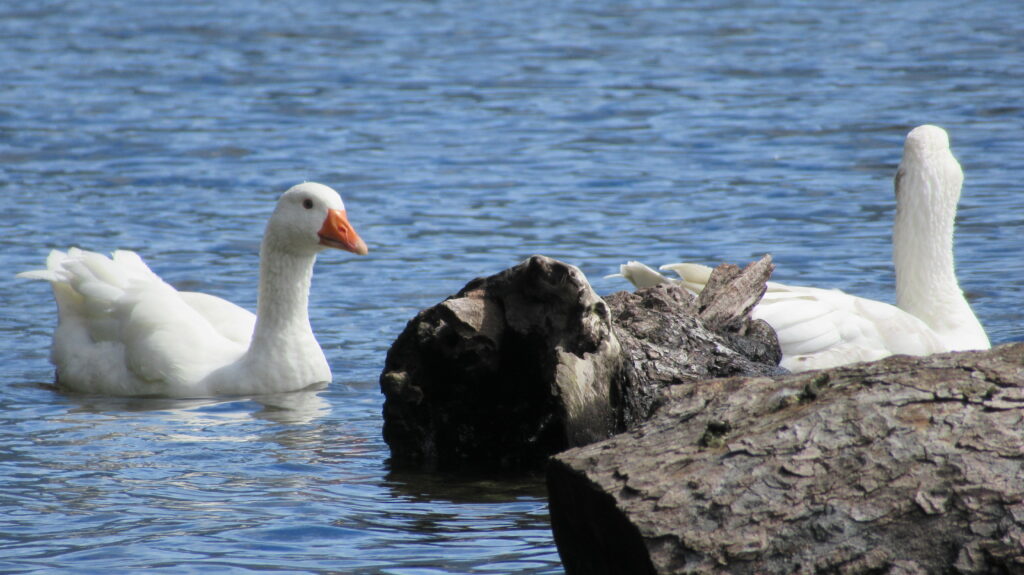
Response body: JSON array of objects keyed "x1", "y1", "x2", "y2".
[
  {"x1": 19, "y1": 248, "x2": 161, "y2": 343},
  {"x1": 18, "y1": 248, "x2": 158, "y2": 307},
  {"x1": 16, "y1": 269, "x2": 63, "y2": 281},
  {"x1": 608, "y1": 261, "x2": 673, "y2": 290},
  {"x1": 113, "y1": 250, "x2": 159, "y2": 281},
  {"x1": 16, "y1": 249, "x2": 70, "y2": 282},
  {"x1": 75, "y1": 279, "x2": 125, "y2": 309},
  {"x1": 78, "y1": 249, "x2": 132, "y2": 289}
]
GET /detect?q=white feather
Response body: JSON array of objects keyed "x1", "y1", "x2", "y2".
[
  {"x1": 613, "y1": 125, "x2": 989, "y2": 372},
  {"x1": 18, "y1": 182, "x2": 367, "y2": 397}
]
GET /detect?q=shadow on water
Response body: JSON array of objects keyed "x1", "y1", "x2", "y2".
[{"x1": 385, "y1": 466, "x2": 549, "y2": 505}]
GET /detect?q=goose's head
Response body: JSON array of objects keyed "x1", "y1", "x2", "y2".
[
  {"x1": 903, "y1": 124, "x2": 951, "y2": 160},
  {"x1": 896, "y1": 124, "x2": 963, "y2": 207},
  {"x1": 265, "y1": 182, "x2": 369, "y2": 256}
]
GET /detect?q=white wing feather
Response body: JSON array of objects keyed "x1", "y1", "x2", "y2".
[
  {"x1": 18, "y1": 249, "x2": 250, "y2": 394},
  {"x1": 611, "y1": 260, "x2": 947, "y2": 372}
]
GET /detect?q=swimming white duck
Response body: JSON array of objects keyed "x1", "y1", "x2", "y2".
[
  {"x1": 18, "y1": 182, "x2": 369, "y2": 397},
  {"x1": 613, "y1": 125, "x2": 990, "y2": 372}
]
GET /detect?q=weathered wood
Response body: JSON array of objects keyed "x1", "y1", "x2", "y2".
[
  {"x1": 548, "y1": 343, "x2": 1024, "y2": 575},
  {"x1": 380, "y1": 255, "x2": 621, "y2": 470},
  {"x1": 380, "y1": 255, "x2": 782, "y2": 470},
  {"x1": 607, "y1": 255, "x2": 783, "y2": 430},
  {"x1": 695, "y1": 257, "x2": 771, "y2": 334}
]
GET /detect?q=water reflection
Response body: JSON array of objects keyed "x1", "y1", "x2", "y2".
[
  {"x1": 0, "y1": 382, "x2": 560, "y2": 573},
  {"x1": 385, "y1": 468, "x2": 549, "y2": 504},
  {"x1": 56, "y1": 384, "x2": 332, "y2": 425}
]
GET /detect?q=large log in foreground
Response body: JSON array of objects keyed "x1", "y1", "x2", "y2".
[
  {"x1": 548, "y1": 343, "x2": 1024, "y2": 575},
  {"x1": 380, "y1": 255, "x2": 781, "y2": 470}
]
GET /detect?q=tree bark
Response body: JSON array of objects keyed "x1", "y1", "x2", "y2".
[
  {"x1": 379, "y1": 255, "x2": 781, "y2": 470},
  {"x1": 380, "y1": 255, "x2": 621, "y2": 470},
  {"x1": 606, "y1": 256, "x2": 783, "y2": 430},
  {"x1": 548, "y1": 343, "x2": 1024, "y2": 575}
]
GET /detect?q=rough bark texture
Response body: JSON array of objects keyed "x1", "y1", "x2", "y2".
[
  {"x1": 380, "y1": 255, "x2": 620, "y2": 470},
  {"x1": 608, "y1": 256, "x2": 783, "y2": 430},
  {"x1": 548, "y1": 343, "x2": 1024, "y2": 575},
  {"x1": 380, "y1": 255, "x2": 782, "y2": 470}
]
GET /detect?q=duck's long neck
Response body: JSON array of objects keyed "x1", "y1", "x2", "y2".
[
  {"x1": 893, "y1": 168, "x2": 958, "y2": 311},
  {"x1": 893, "y1": 159, "x2": 987, "y2": 348},
  {"x1": 249, "y1": 239, "x2": 320, "y2": 356}
]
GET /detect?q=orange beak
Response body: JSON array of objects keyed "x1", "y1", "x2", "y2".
[{"x1": 318, "y1": 209, "x2": 368, "y2": 255}]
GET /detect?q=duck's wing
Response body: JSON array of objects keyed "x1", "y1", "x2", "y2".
[
  {"x1": 754, "y1": 284, "x2": 947, "y2": 372},
  {"x1": 178, "y1": 292, "x2": 255, "y2": 347},
  {"x1": 658, "y1": 261, "x2": 947, "y2": 371},
  {"x1": 19, "y1": 248, "x2": 245, "y2": 395}
]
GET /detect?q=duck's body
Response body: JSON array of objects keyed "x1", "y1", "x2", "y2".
[
  {"x1": 613, "y1": 125, "x2": 989, "y2": 372},
  {"x1": 644, "y1": 261, "x2": 950, "y2": 372},
  {"x1": 19, "y1": 182, "x2": 368, "y2": 397}
]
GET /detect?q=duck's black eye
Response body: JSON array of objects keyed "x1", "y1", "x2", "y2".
[{"x1": 302, "y1": 198, "x2": 314, "y2": 210}]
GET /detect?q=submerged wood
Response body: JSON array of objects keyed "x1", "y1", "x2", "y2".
[
  {"x1": 548, "y1": 343, "x2": 1024, "y2": 575},
  {"x1": 379, "y1": 254, "x2": 781, "y2": 470}
]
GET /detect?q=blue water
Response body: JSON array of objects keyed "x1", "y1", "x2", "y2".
[{"x1": 2, "y1": 1, "x2": 1023, "y2": 572}]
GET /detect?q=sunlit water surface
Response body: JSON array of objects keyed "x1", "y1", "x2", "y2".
[{"x1": 2, "y1": 1, "x2": 1022, "y2": 573}]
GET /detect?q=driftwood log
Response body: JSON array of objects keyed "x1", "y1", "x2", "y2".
[
  {"x1": 380, "y1": 255, "x2": 620, "y2": 470},
  {"x1": 379, "y1": 255, "x2": 781, "y2": 470},
  {"x1": 608, "y1": 256, "x2": 782, "y2": 430},
  {"x1": 548, "y1": 343, "x2": 1024, "y2": 575}
]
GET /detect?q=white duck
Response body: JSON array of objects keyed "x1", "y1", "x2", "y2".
[
  {"x1": 613, "y1": 125, "x2": 990, "y2": 372},
  {"x1": 18, "y1": 182, "x2": 369, "y2": 397}
]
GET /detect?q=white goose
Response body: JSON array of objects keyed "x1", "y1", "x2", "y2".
[
  {"x1": 18, "y1": 182, "x2": 369, "y2": 397},
  {"x1": 614, "y1": 125, "x2": 990, "y2": 372}
]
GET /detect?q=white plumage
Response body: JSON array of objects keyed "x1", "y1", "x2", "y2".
[
  {"x1": 18, "y1": 182, "x2": 368, "y2": 397},
  {"x1": 612, "y1": 125, "x2": 990, "y2": 372}
]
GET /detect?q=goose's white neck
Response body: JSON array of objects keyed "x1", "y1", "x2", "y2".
[
  {"x1": 892, "y1": 151, "x2": 988, "y2": 350},
  {"x1": 239, "y1": 236, "x2": 330, "y2": 389},
  {"x1": 253, "y1": 243, "x2": 316, "y2": 344}
]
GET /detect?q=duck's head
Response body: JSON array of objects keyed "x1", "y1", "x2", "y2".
[
  {"x1": 266, "y1": 182, "x2": 369, "y2": 256},
  {"x1": 903, "y1": 124, "x2": 951, "y2": 159},
  {"x1": 895, "y1": 125, "x2": 964, "y2": 214}
]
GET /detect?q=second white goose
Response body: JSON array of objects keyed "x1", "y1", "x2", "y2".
[{"x1": 614, "y1": 125, "x2": 990, "y2": 372}]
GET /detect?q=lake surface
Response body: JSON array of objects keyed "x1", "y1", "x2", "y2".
[{"x1": 2, "y1": 0, "x2": 1022, "y2": 572}]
